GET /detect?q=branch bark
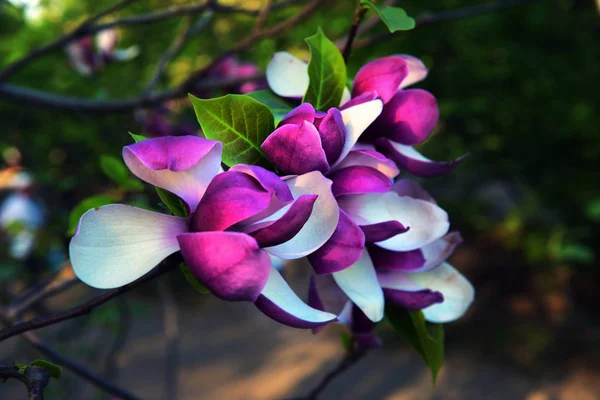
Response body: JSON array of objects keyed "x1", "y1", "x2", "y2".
[{"x1": 0, "y1": 363, "x2": 50, "y2": 400}]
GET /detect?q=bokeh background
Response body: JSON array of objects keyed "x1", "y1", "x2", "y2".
[{"x1": 1, "y1": 0, "x2": 599, "y2": 399}]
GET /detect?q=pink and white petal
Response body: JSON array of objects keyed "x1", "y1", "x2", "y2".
[
  {"x1": 339, "y1": 91, "x2": 379, "y2": 110},
  {"x1": 261, "y1": 121, "x2": 330, "y2": 175},
  {"x1": 178, "y1": 232, "x2": 271, "y2": 302},
  {"x1": 361, "y1": 221, "x2": 408, "y2": 243},
  {"x1": 70, "y1": 205, "x2": 187, "y2": 289},
  {"x1": 392, "y1": 179, "x2": 436, "y2": 203},
  {"x1": 352, "y1": 56, "x2": 408, "y2": 103},
  {"x1": 338, "y1": 192, "x2": 449, "y2": 251},
  {"x1": 249, "y1": 194, "x2": 318, "y2": 247},
  {"x1": 123, "y1": 136, "x2": 222, "y2": 211},
  {"x1": 329, "y1": 166, "x2": 392, "y2": 196},
  {"x1": 419, "y1": 232, "x2": 463, "y2": 271},
  {"x1": 378, "y1": 139, "x2": 469, "y2": 179},
  {"x1": 409, "y1": 263, "x2": 474, "y2": 323},
  {"x1": 397, "y1": 54, "x2": 429, "y2": 89},
  {"x1": 307, "y1": 209, "x2": 365, "y2": 275},
  {"x1": 278, "y1": 103, "x2": 316, "y2": 127},
  {"x1": 229, "y1": 164, "x2": 293, "y2": 201},
  {"x1": 265, "y1": 172, "x2": 339, "y2": 259},
  {"x1": 332, "y1": 100, "x2": 383, "y2": 168},
  {"x1": 372, "y1": 89, "x2": 439, "y2": 146},
  {"x1": 339, "y1": 87, "x2": 352, "y2": 107},
  {"x1": 266, "y1": 52, "x2": 308, "y2": 98},
  {"x1": 332, "y1": 250, "x2": 384, "y2": 322},
  {"x1": 332, "y1": 148, "x2": 400, "y2": 179},
  {"x1": 255, "y1": 267, "x2": 338, "y2": 328},
  {"x1": 191, "y1": 171, "x2": 275, "y2": 232}
]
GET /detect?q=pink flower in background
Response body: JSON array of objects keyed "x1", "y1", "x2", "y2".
[{"x1": 69, "y1": 136, "x2": 338, "y2": 329}]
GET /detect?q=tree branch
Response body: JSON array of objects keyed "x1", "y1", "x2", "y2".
[
  {"x1": 0, "y1": 255, "x2": 179, "y2": 343},
  {"x1": 342, "y1": 0, "x2": 369, "y2": 63},
  {"x1": 0, "y1": 363, "x2": 50, "y2": 400},
  {"x1": 253, "y1": 0, "x2": 275, "y2": 33},
  {"x1": 157, "y1": 280, "x2": 179, "y2": 399}
]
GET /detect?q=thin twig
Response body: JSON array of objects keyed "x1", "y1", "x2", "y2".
[
  {"x1": 353, "y1": 0, "x2": 536, "y2": 49},
  {"x1": 342, "y1": 0, "x2": 369, "y2": 63},
  {"x1": 253, "y1": 0, "x2": 275, "y2": 33},
  {"x1": 144, "y1": 11, "x2": 214, "y2": 96},
  {"x1": 157, "y1": 280, "x2": 179, "y2": 399},
  {"x1": 0, "y1": 363, "x2": 50, "y2": 400},
  {"x1": 21, "y1": 330, "x2": 141, "y2": 400},
  {"x1": 0, "y1": 256, "x2": 179, "y2": 343},
  {"x1": 103, "y1": 298, "x2": 131, "y2": 383}
]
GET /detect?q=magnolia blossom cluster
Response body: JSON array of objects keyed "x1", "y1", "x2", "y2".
[{"x1": 70, "y1": 53, "x2": 474, "y2": 337}]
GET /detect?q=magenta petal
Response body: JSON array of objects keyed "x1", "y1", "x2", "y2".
[
  {"x1": 377, "y1": 138, "x2": 469, "y2": 178},
  {"x1": 307, "y1": 210, "x2": 365, "y2": 275},
  {"x1": 373, "y1": 89, "x2": 439, "y2": 145},
  {"x1": 333, "y1": 148, "x2": 399, "y2": 179},
  {"x1": 229, "y1": 164, "x2": 293, "y2": 201},
  {"x1": 261, "y1": 121, "x2": 330, "y2": 175},
  {"x1": 340, "y1": 91, "x2": 379, "y2": 111},
  {"x1": 317, "y1": 108, "x2": 346, "y2": 164},
  {"x1": 368, "y1": 245, "x2": 426, "y2": 271},
  {"x1": 191, "y1": 171, "x2": 272, "y2": 232},
  {"x1": 392, "y1": 179, "x2": 436, "y2": 203},
  {"x1": 178, "y1": 232, "x2": 270, "y2": 302},
  {"x1": 384, "y1": 288, "x2": 444, "y2": 310},
  {"x1": 329, "y1": 166, "x2": 392, "y2": 196},
  {"x1": 361, "y1": 221, "x2": 408, "y2": 243},
  {"x1": 352, "y1": 56, "x2": 408, "y2": 104},
  {"x1": 249, "y1": 194, "x2": 318, "y2": 247},
  {"x1": 278, "y1": 103, "x2": 316, "y2": 127},
  {"x1": 397, "y1": 54, "x2": 429, "y2": 88},
  {"x1": 123, "y1": 136, "x2": 222, "y2": 211}
]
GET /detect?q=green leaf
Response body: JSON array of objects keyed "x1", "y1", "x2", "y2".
[
  {"x1": 68, "y1": 195, "x2": 116, "y2": 235},
  {"x1": 246, "y1": 90, "x2": 294, "y2": 125},
  {"x1": 155, "y1": 187, "x2": 188, "y2": 218},
  {"x1": 129, "y1": 132, "x2": 147, "y2": 143},
  {"x1": 386, "y1": 306, "x2": 444, "y2": 384},
  {"x1": 189, "y1": 93, "x2": 274, "y2": 167},
  {"x1": 100, "y1": 155, "x2": 128, "y2": 184},
  {"x1": 30, "y1": 360, "x2": 62, "y2": 380},
  {"x1": 180, "y1": 263, "x2": 209, "y2": 294},
  {"x1": 303, "y1": 28, "x2": 347, "y2": 111},
  {"x1": 360, "y1": 1, "x2": 416, "y2": 32},
  {"x1": 15, "y1": 362, "x2": 27, "y2": 375}
]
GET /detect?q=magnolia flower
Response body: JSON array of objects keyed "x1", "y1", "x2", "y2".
[
  {"x1": 207, "y1": 56, "x2": 267, "y2": 94},
  {"x1": 69, "y1": 136, "x2": 338, "y2": 329},
  {"x1": 66, "y1": 29, "x2": 139, "y2": 76},
  {"x1": 266, "y1": 53, "x2": 466, "y2": 178}
]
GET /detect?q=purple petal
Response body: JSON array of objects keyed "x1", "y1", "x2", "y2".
[
  {"x1": 383, "y1": 288, "x2": 444, "y2": 310},
  {"x1": 316, "y1": 108, "x2": 346, "y2": 164},
  {"x1": 123, "y1": 136, "x2": 222, "y2": 211},
  {"x1": 332, "y1": 148, "x2": 399, "y2": 179},
  {"x1": 369, "y1": 245, "x2": 426, "y2": 271},
  {"x1": 361, "y1": 221, "x2": 408, "y2": 243},
  {"x1": 191, "y1": 171, "x2": 273, "y2": 232},
  {"x1": 261, "y1": 121, "x2": 329, "y2": 175},
  {"x1": 340, "y1": 91, "x2": 378, "y2": 111},
  {"x1": 417, "y1": 231, "x2": 463, "y2": 272},
  {"x1": 351, "y1": 304, "x2": 376, "y2": 333},
  {"x1": 249, "y1": 194, "x2": 318, "y2": 247},
  {"x1": 329, "y1": 166, "x2": 392, "y2": 196},
  {"x1": 352, "y1": 56, "x2": 408, "y2": 104},
  {"x1": 307, "y1": 210, "x2": 365, "y2": 275},
  {"x1": 255, "y1": 267, "x2": 337, "y2": 328},
  {"x1": 278, "y1": 103, "x2": 316, "y2": 127},
  {"x1": 377, "y1": 138, "x2": 469, "y2": 178},
  {"x1": 397, "y1": 55, "x2": 429, "y2": 88},
  {"x1": 355, "y1": 333, "x2": 382, "y2": 349},
  {"x1": 70, "y1": 205, "x2": 187, "y2": 289},
  {"x1": 178, "y1": 232, "x2": 270, "y2": 302},
  {"x1": 229, "y1": 164, "x2": 293, "y2": 201},
  {"x1": 369, "y1": 89, "x2": 439, "y2": 145},
  {"x1": 392, "y1": 179, "x2": 436, "y2": 203}
]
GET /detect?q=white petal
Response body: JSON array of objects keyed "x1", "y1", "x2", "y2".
[
  {"x1": 259, "y1": 267, "x2": 337, "y2": 326},
  {"x1": 266, "y1": 52, "x2": 309, "y2": 98},
  {"x1": 338, "y1": 192, "x2": 449, "y2": 251},
  {"x1": 339, "y1": 87, "x2": 351, "y2": 106},
  {"x1": 331, "y1": 148, "x2": 400, "y2": 179},
  {"x1": 332, "y1": 250, "x2": 384, "y2": 322},
  {"x1": 389, "y1": 142, "x2": 431, "y2": 161},
  {"x1": 397, "y1": 54, "x2": 429, "y2": 89},
  {"x1": 333, "y1": 100, "x2": 383, "y2": 167},
  {"x1": 70, "y1": 205, "x2": 188, "y2": 289},
  {"x1": 265, "y1": 171, "x2": 339, "y2": 259},
  {"x1": 408, "y1": 263, "x2": 474, "y2": 323}
]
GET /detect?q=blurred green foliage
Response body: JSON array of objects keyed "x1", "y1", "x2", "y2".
[{"x1": 0, "y1": 0, "x2": 598, "y2": 275}]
